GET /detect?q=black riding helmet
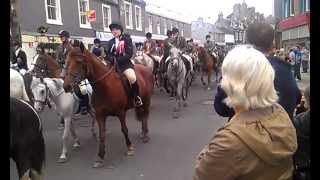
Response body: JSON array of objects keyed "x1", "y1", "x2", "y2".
[
  {"x1": 94, "y1": 38, "x2": 101, "y2": 44},
  {"x1": 206, "y1": 35, "x2": 211, "y2": 39},
  {"x1": 109, "y1": 22, "x2": 123, "y2": 32},
  {"x1": 146, "y1": 32, "x2": 152, "y2": 38},
  {"x1": 172, "y1": 27, "x2": 179, "y2": 34},
  {"x1": 167, "y1": 30, "x2": 172, "y2": 36},
  {"x1": 58, "y1": 30, "x2": 70, "y2": 38}
]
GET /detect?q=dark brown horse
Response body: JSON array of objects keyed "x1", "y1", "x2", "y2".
[
  {"x1": 63, "y1": 43, "x2": 154, "y2": 168},
  {"x1": 196, "y1": 46, "x2": 217, "y2": 90},
  {"x1": 33, "y1": 53, "x2": 62, "y2": 78}
]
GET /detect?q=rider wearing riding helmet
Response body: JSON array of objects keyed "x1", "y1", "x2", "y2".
[
  {"x1": 106, "y1": 22, "x2": 143, "y2": 107},
  {"x1": 143, "y1": 32, "x2": 157, "y2": 56},
  {"x1": 90, "y1": 38, "x2": 106, "y2": 61},
  {"x1": 204, "y1": 34, "x2": 215, "y2": 56},
  {"x1": 56, "y1": 30, "x2": 72, "y2": 78},
  {"x1": 12, "y1": 41, "x2": 29, "y2": 73},
  {"x1": 171, "y1": 27, "x2": 188, "y2": 53}
]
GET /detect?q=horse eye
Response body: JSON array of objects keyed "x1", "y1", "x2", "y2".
[{"x1": 40, "y1": 89, "x2": 45, "y2": 95}]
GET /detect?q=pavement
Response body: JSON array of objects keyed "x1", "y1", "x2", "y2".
[
  {"x1": 10, "y1": 75, "x2": 227, "y2": 180},
  {"x1": 296, "y1": 70, "x2": 310, "y2": 91}
]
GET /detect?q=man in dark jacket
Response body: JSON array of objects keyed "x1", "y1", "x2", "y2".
[
  {"x1": 12, "y1": 41, "x2": 28, "y2": 71},
  {"x1": 214, "y1": 22, "x2": 301, "y2": 121},
  {"x1": 106, "y1": 22, "x2": 143, "y2": 107},
  {"x1": 293, "y1": 85, "x2": 310, "y2": 179}
]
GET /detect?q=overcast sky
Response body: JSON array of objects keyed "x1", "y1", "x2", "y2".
[{"x1": 145, "y1": 0, "x2": 273, "y2": 23}]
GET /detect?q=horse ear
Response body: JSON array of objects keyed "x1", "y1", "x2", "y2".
[{"x1": 40, "y1": 77, "x2": 44, "y2": 83}]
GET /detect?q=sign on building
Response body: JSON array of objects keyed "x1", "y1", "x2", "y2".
[{"x1": 87, "y1": 10, "x2": 96, "y2": 22}]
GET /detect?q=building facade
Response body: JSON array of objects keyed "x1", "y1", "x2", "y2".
[
  {"x1": 191, "y1": 17, "x2": 214, "y2": 44},
  {"x1": 276, "y1": 0, "x2": 310, "y2": 50},
  {"x1": 145, "y1": 3, "x2": 191, "y2": 41}
]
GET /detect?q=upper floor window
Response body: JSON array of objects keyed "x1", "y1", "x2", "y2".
[
  {"x1": 102, "y1": 4, "x2": 111, "y2": 31},
  {"x1": 124, "y1": 1, "x2": 133, "y2": 29},
  {"x1": 135, "y1": 5, "x2": 142, "y2": 31},
  {"x1": 78, "y1": 0, "x2": 91, "y2": 29},
  {"x1": 157, "y1": 20, "x2": 160, "y2": 34},
  {"x1": 301, "y1": 0, "x2": 310, "y2": 12},
  {"x1": 163, "y1": 20, "x2": 167, "y2": 35},
  {"x1": 45, "y1": 0, "x2": 62, "y2": 25},
  {"x1": 181, "y1": 25, "x2": 184, "y2": 36},
  {"x1": 148, "y1": 15, "x2": 153, "y2": 33}
]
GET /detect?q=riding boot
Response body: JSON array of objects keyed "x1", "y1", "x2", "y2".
[{"x1": 132, "y1": 81, "x2": 143, "y2": 107}]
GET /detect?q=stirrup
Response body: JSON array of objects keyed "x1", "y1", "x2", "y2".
[{"x1": 134, "y1": 96, "x2": 143, "y2": 107}]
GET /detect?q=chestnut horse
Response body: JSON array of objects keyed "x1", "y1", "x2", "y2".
[
  {"x1": 63, "y1": 42, "x2": 154, "y2": 168},
  {"x1": 196, "y1": 46, "x2": 217, "y2": 90}
]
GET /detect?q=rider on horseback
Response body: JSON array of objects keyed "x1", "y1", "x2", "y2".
[
  {"x1": 204, "y1": 34, "x2": 216, "y2": 58},
  {"x1": 106, "y1": 22, "x2": 143, "y2": 107},
  {"x1": 57, "y1": 30, "x2": 90, "y2": 115},
  {"x1": 143, "y1": 32, "x2": 157, "y2": 58}
]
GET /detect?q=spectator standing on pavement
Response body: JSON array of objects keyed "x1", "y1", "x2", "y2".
[
  {"x1": 292, "y1": 85, "x2": 310, "y2": 180},
  {"x1": 194, "y1": 45, "x2": 297, "y2": 180},
  {"x1": 289, "y1": 48, "x2": 296, "y2": 67},
  {"x1": 294, "y1": 46, "x2": 302, "y2": 80},
  {"x1": 213, "y1": 22, "x2": 301, "y2": 121},
  {"x1": 301, "y1": 46, "x2": 309, "y2": 73}
]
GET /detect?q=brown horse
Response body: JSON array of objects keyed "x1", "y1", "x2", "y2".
[
  {"x1": 33, "y1": 53, "x2": 97, "y2": 141},
  {"x1": 196, "y1": 46, "x2": 217, "y2": 90},
  {"x1": 63, "y1": 43, "x2": 154, "y2": 168},
  {"x1": 32, "y1": 53, "x2": 62, "y2": 78}
]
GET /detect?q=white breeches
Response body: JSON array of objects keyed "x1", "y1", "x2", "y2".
[{"x1": 123, "y1": 68, "x2": 136, "y2": 84}]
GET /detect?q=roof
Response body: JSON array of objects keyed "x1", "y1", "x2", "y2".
[{"x1": 145, "y1": 4, "x2": 191, "y2": 24}]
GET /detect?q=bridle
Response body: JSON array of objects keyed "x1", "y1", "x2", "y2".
[
  {"x1": 32, "y1": 78, "x2": 52, "y2": 108},
  {"x1": 66, "y1": 54, "x2": 115, "y2": 90}
]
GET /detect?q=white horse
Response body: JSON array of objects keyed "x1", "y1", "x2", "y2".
[
  {"x1": 133, "y1": 51, "x2": 162, "y2": 72},
  {"x1": 30, "y1": 77, "x2": 96, "y2": 163},
  {"x1": 10, "y1": 68, "x2": 30, "y2": 102},
  {"x1": 166, "y1": 47, "x2": 187, "y2": 118}
]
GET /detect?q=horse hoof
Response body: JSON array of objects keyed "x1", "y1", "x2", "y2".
[
  {"x1": 93, "y1": 160, "x2": 105, "y2": 168},
  {"x1": 72, "y1": 142, "x2": 81, "y2": 150},
  {"x1": 141, "y1": 135, "x2": 150, "y2": 143},
  {"x1": 127, "y1": 146, "x2": 135, "y2": 156},
  {"x1": 57, "y1": 156, "x2": 68, "y2": 163},
  {"x1": 183, "y1": 102, "x2": 188, "y2": 107},
  {"x1": 173, "y1": 112, "x2": 179, "y2": 119},
  {"x1": 207, "y1": 87, "x2": 211, "y2": 90}
]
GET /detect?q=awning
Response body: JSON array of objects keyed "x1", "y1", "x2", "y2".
[{"x1": 152, "y1": 34, "x2": 167, "y2": 40}]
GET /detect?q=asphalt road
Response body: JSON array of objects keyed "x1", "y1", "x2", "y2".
[{"x1": 10, "y1": 76, "x2": 227, "y2": 180}]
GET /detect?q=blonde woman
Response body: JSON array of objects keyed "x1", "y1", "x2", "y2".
[{"x1": 193, "y1": 45, "x2": 297, "y2": 180}]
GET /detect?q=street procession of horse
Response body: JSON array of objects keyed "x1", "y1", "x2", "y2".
[{"x1": 10, "y1": 21, "x2": 228, "y2": 179}]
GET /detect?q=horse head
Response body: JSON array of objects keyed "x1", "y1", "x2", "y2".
[
  {"x1": 63, "y1": 41, "x2": 92, "y2": 93},
  {"x1": 30, "y1": 78, "x2": 50, "y2": 112}
]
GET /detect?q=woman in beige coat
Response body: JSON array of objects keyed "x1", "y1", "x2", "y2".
[{"x1": 193, "y1": 45, "x2": 297, "y2": 180}]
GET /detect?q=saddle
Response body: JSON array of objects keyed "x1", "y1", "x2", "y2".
[{"x1": 180, "y1": 55, "x2": 191, "y2": 73}]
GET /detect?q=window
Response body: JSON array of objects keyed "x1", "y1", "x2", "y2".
[
  {"x1": 181, "y1": 24, "x2": 184, "y2": 36},
  {"x1": 124, "y1": 1, "x2": 133, "y2": 29},
  {"x1": 157, "y1": 20, "x2": 160, "y2": 34},
  {"x1": 135, "y1": 5, "x2": 142, "y2": 31},
  {"x1": 45, "y1": 0, "x2": 62, "y2": 25},
  {"x1": 78, "y1": 0, "x2": 91, "y2": 29},
  {"x1": 289, "y1": 0, "x2": 294, "y2": 16},
  {"x1": 102, "y1": 4, "x2": 111, "y2": 31},
  {"x1": 302, "y1": 0, "x2": 310, "y2": 12},
  {"x1": 163, "y1": 20, "x2": 167, "y2": 35},
  {"x1": 148, "y1": 15, "x2": 152, "y2": 33}
]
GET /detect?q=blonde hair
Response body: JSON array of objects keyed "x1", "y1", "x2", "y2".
[{"x1": 221, "y1": 45, "x2": 278, "y2": 110}]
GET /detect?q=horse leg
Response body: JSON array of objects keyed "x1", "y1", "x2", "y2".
[
  {"x1": 173, "y1": 83, "x2": 182, "y2": 118},
  {"x1": 93, "y1": 114, "x2": 106, "y2": 168},
  {"x1": 88, "y1": 109, "x2": 97, "y2": 140},
  {"x1": 58, "y1": 116, "x2": 72, "y2": 163},
  {"x1": 70, "y1": 120, "x2": 80, "y2": 150},
  {"x1": 201, "y1": 70, "x2": 206, "y2": 86},
  {"x1": 118, "y1": 112, "x2": 134, "y2": 156},
  {"x1": 135, "y1": 101, "x2": 150, "y2": 143}
]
